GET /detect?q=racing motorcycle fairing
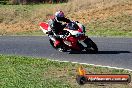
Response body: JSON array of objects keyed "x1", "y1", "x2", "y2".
[
  {"x1": 39, "y1": 22, "x2": 49, "y2": 34},
  {"x1": 64, "y1": 21, "x2": 85, "y2": 37},
  {"x1": 39, "y1": 21, "x2": 98, "y2": 53},
  {"x1": 63, "y1": 35, "x2": 88, "y2": 51}
]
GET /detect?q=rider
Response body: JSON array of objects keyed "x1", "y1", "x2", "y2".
[{"x1": 48, "y1": 11, "x2": 71, "y2": 47}]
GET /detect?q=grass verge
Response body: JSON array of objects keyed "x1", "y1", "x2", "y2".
[{"x1": 0, "y1": 55, "x2": 132, "y2": 88}]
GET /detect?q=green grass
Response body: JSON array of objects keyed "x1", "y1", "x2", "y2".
[{"x1": 0, "y1": 55, "x2": 132, "y2": 88}]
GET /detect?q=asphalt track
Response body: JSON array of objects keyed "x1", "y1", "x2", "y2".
[{"x1": 0, "y1": 36, "x2": 132, "y2": 70}]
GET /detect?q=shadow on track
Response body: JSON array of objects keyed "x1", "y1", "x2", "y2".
[{"x1": 69, "y1": 51, "x2": 131, "y2": 54}]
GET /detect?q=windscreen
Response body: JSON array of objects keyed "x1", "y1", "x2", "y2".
[{"x1": 67, "y1": 22, "x2": 79, "y2": 30}]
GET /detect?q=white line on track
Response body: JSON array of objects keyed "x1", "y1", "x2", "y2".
[{"x1": 49, "y1": 59, "x2": 132, "y2": 72}]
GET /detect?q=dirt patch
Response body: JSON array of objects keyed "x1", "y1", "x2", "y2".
[
  {"x1": 0, "y1": 21, "x2": 39, "y2": 35},
  {"x1": 68, "y1": 3, "x2": 132, "y2": 23}
]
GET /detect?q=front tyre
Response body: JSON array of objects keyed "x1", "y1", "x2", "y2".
[{"x1": 84, "y1": 38, "x2": 98, "y2": 53}]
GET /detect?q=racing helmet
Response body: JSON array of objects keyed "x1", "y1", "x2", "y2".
[{"x1": 55, "y1": 11, "x2": 65, "y2": 22}]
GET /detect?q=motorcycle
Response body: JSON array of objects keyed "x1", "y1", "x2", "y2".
[{"x1": 39, "y1": 21, "x2": 98, "y2": 53}]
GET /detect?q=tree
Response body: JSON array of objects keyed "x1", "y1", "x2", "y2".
[{"x1": 9, "y1": 0, "x2": 68, "y2": 4}]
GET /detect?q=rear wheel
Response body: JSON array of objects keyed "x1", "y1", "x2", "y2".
[{"x1": 84, "y1": 38, "x2": 98, "y2": 53}]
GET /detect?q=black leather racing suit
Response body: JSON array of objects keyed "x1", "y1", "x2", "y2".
[{"x1": 48, "y1": 17, "x2": 71, "y2": 35}]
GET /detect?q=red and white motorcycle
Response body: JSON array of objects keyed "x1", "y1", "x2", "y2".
[{"x1": 39, "y1": 21, "x2": 98, "y2": 53}]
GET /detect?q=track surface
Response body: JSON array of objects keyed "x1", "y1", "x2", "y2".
[{"x1": 0, "y1": 36, "x2": 132, "y2": 70}]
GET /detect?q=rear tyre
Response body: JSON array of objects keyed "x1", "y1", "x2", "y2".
[{"x1": 84, "y1": 38, "x2": 98, "y2": 53}]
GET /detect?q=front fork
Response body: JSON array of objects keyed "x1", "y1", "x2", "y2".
[
  {"x1": 78, "y1": 40, "x2": 87, "y2": 48},
  {"x1": 78, "y1": 37, "x2": 93, "y2": 51}
]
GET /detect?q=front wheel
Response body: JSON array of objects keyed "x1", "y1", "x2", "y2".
[{"x1": 84, "y1": 38, "x2": 98, "y2": 53}]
